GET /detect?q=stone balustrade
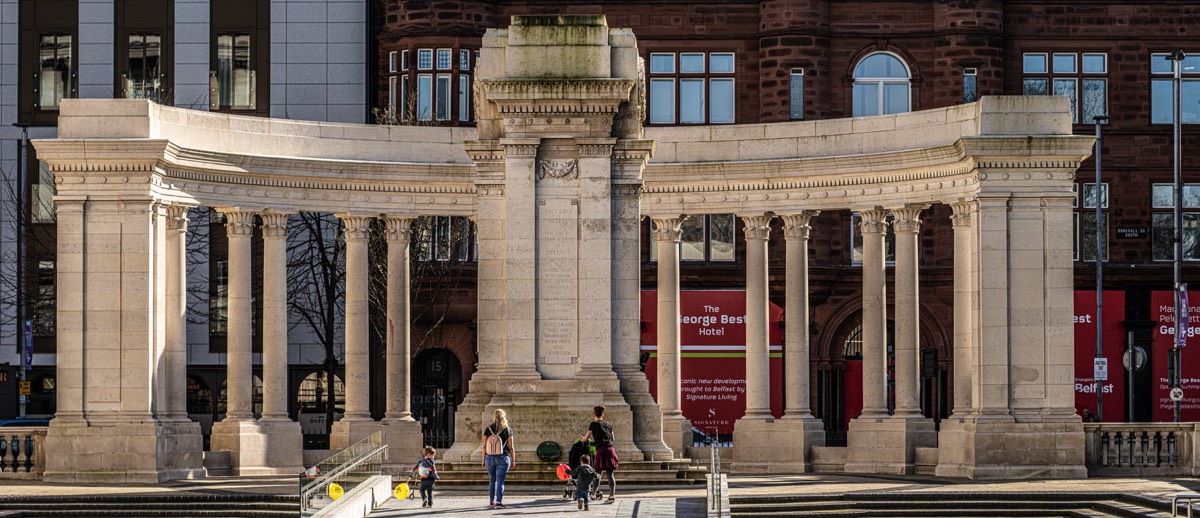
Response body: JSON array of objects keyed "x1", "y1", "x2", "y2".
[
  {"x1": 0, "y1": 428, "x2": 47, "y2": 480},
  {"x1": 1085, "y1": 423, "x2": 1195, "y2": 477}
]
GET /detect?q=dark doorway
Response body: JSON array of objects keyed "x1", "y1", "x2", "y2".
[{"x1": 412, "y1": 348, "x2": 461, "y2": 448}]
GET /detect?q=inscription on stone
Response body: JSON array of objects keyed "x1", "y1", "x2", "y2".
[{"x1": 537, "y1": 197, "x2": 580, "y2": 364}]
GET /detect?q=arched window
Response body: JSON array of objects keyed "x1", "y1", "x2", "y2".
[{"x1": 852, "y1": 53, "x2": 911, "y2": 117}]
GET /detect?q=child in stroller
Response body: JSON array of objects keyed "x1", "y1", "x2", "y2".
[{"x1": 561, "y1": 439, "x2": 603, "y2": 501}]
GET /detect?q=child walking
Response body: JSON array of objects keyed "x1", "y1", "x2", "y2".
[
  {"x1": 414, "y1": 446, "x2": 440, "y2": 508},
  {"x1": 568, "y1": 454, "x2": 600, "y2": 511}
]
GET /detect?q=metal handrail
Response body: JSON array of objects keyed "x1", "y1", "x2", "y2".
[
  {"x1": 709, "y1": 426, "x2": 723, "y2": 516},
  {"x1": 300, "y1": 444, "x2": 387, "y2": 512},
  {"x1": 299, "y1": 431, "x2": 386, "y2": 515},
  {"x1": 1173, "y1": 493, "x2": 1200, "y2": 517}
]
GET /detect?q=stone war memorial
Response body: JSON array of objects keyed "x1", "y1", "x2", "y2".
[{"x1": 33, "y1": 15, "x2": 1093, "y2": 482}]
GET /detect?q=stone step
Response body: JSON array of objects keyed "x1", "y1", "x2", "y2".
[
  {"x1": 0, "y1": 494, "x2": 299, "y2": 518},
  {"x1": 727, "y1": 493, "x2": 1170, "y2": 518}
]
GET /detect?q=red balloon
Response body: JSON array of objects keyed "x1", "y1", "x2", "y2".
[{"x1": 556, "y1": 463, "x2": 570, "y2": 481}]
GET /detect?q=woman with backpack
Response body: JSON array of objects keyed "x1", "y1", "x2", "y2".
[{"x1": 482, "y1": 408, "x2": 515, "y2": 509}]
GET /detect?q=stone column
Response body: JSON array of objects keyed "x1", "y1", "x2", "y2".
[
  {"x1": 949, "y1": 201, "x2": 975, "y2": 416},
  {"x1": 781, "y1": 212, "x2": 818, "y2": 419},
  {"x1": 857, "y1": 209, "x2": 890, "y2": 418},
  {"x1": 210, "y1": 207, "x2": 273, "y2": 475},
  {"x1": 165, "y1": 205, "x2": 192, "y2": 422},
  {"x1": 222, "y1": 209, "x2": 256, "y2": 422},
  {"x1": 891, "y1": 205, "x2": 927, "y2": 418},
  {"x1": 741, "y1": 214, "x2": 774, "y2": 420},
  {"x1": 332, "y1": 214, "x2": 379, "y2": 449},
  {"x1": 652, "y1": 215, "x2": 691, "y2": 457},
  {"x1": 257, "y1": 210, "x2": 303, "y2": 473},
  {"x1": 380, "y1": 215, "x2": 423, "y2": 471}
]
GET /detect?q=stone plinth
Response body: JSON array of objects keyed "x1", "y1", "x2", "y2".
[
  {"x1": 258, "y1": 419, "x2": 305, "y2": 475},
  {"x1": 845, "y1": 415, "x2": 937, "y2": 475},
  {"x1": 44, "y1": 419, "x2": 204, "y2": 483},
  {"x1": 732, "y1": 416, "x2": 824, "y2": 473},
  {"x1": 381, "y1": 419, "x2": 425, "y2": 474},
  {"x1": 330, "y1": 419, "x2": 384, "y2": 452},
  {"x1": 936, "y1": 414, "x2": 1085, "y2": 479}
]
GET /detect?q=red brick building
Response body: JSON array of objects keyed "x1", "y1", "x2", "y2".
[{"x1": 373, "y1": 1, "x2": 1200, "y2": 439}]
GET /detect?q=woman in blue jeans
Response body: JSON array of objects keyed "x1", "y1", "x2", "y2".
[{"x1": 482, "y1": 409, "x2": 515, "y2": 508}]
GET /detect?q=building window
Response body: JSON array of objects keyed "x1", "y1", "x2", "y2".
[
  {"x1": 416, "y1": 74, "x2": 432, "y2": 121},
  {"x1": 32, "y1": 160, "x2": 57, "y2": 224},
  {"x1": 210, "y1": 259, "x2": 228, "y2": 334},
  {"x1": 400, "y1": 76, "x2": 408, "y2": 119},
  {"x1": 436, "y1": 48, "x2": 452, "y2": 70},
  {"x1": 459, "y1": 74, "x2": 471, "y2": 122},
  {"x1": 1076, "y1": 182, "x2": 1109, "y2": 262},
  {"x1": 647, "y1": 51, "x2": 736, "y2": 125},
  {"x1": 852, "y1": 52, "x2": 911, "y2": 117},
  {"x1": 648, "y1": 214, "x2": 735, "y2": 262},
  {"x1": 850, "y1": 212, "x2": 896, "y2": 264},
  {"x1": 415, "y1": 216, "x2": 476, "y2": 262},
  {"x1": 125, "y1": 33, "x2": 164, "y2": 102},
  {"x1": 35, "y1": 34, "x2": 74, "y2": 110},
  {"x1": 436, "y1": 74, "x2": 451, "y2": 121},
  {"x1": 388, "y1": 76, "x2": 397, "y2": 108},
  {"x1": 1151, "y1": 53, "x2": 1200, "y2": 124},
  {"x1": 31, "y1": 260, "x2": 56, "y2": 337},
  {"x1": 389, "y1": 51, "x2": 397, "y2": 73},
  {"x1": 1022, "y1": 52, "x2": 1107, "y2": 124},
  {"x1": 963, "y1": 68, "x2": 977, "y2": 103},
  {"x1": 401, "y1": 50, "x2": 409, "y2": 71},
  {"x1": 789, "y1": 68, "x2": 804, "y2": 120},
  {"x1": 460, "y1": 49, "x2": 471, "y2": 71},
  {"x1": 1152, "y1": 183, "x2": 1200, "y2": 261},
  {"x1": 212, "y1": 33, "x2": 254, "y2": 110},
  {"x1": 417, "y1": 49, "x2": 433, "y2": 70}
]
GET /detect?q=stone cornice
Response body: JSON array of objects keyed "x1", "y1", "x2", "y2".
[{"x1": 481, "y1": 78, "x2": 635, "y2": 105}]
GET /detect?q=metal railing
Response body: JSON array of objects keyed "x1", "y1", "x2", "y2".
[
  {"x1": 709, "y1": 435, "x2": 723, "y2": 517},
  {"x1": 0, "y1": 428, "x2": 47, "y2": 480},
  {"x1": 299, "y1": 431, "x2": 386, "y2": 516},
  {"x1": 1172, "y1": 493, "x2": 1200, "y2": 517},
  {"x1": 1085, "y1": 423, "x2": 1193, "y2": 476}
]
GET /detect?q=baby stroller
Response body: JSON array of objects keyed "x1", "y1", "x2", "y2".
[{"x1": 561, "y1": 439, "x2": 603, "y2": 501}]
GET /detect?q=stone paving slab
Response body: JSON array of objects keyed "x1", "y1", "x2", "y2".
[{"x1": 728, "y1": 474, "x2": 1200, "y2": 502}]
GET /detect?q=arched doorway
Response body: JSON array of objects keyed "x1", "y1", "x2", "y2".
[
  {"x1": 817, "y1": 312, "x2": 948, "y2": 446},
  {"x1": 412, "y1": 348, "x2": 462, "y2": 448},
  {"x1": 295, "y1": 371, "x2": 344, "y2": 449}
]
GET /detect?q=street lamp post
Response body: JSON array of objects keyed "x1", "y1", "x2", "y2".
[
  {"x1": 1093, "y1": 114, "x2": 1108, "y2": 421},
  {"x1": 10, "y1": 122, "x2": 29, "y2": 419},
  {"x1": 1168, "y1": 50, "x2": 1186, "y2": 423}
]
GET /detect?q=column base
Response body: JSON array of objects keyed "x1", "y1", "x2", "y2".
[
  {"x1": 662, "y1": 413, "x2": 692, "y2": 460},
  {"x1": 258, "y1": 418, "x2": 304, "y2": 474},
  {"x1": 935, "y1": 412, "x2": 1085, "y2": 479},
  {"x1": 45, "y1": 417, "x2": 204, "y2": 483},
  {"x1": 615, "y1": 368, "x2": 674, "y2": 461},
  {"x1": 380, "y1": 418, "x2": 424, "y2": 475},
  {"x1": 844, "y1": 414, "x2": 936, "y2": 475},
  {"x1": 731, "y1": 416, "x2": 824, "y2": 474},
  {"x1": 211, "y1": 419, "x2": 292, "y2": 476},
  {"x1": 330, "y1": 418, "x2": 383, "y2": 451}
]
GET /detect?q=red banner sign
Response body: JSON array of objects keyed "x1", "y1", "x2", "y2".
[
  {"x1": 1151, "y1": 290, "x2": 1200, "y2": 421},
  {"x1": 640, "y1": 290, "x2": 784, "y2": 434},
  {"x1": 1073, "y1": 290, "x2": 1126, "y2": 422}
]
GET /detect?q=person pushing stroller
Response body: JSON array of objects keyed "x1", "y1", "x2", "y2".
[
  {"x1": 565, "y1": 454, "x2": 600, "y2": 511},
  {"x1": 561, "y1": 437, "x2": 602, "y2": 501}
]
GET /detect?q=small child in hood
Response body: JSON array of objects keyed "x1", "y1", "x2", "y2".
[
  {"x1": 414, "y1": 446, "x2": 440, "y2": 508},
  {"x1": 568, "y1": 454, "x2": 599, "y2": 511}
]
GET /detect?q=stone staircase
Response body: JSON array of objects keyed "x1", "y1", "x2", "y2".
[
  {"x1": 0, "y1": 494, "x2": 299, "y2": 517},
  {"x1": 431, "y1": 459, "x2": 708, "y2": 486},
  {"x1": 729, "y1": 492, "x2": 1174, "y2": 517}
]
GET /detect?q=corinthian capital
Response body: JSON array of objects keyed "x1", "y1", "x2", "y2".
[
  {"x1": 650, "y1": 216, "x2": 686, "y2": 243},
  {"x1": 741, "y1": 214, "x2": 774, "y2": 241},
  {"x1": 780, "y1": 211, "x2": 819, "y2": 240}
]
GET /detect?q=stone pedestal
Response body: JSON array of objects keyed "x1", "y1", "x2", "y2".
[
  {"x1": 381, "y1": 419, "x2": 425, "y2": 474},
  {"x1": 732, "y1": 416, "x2": 824, "y2": 473},
  {"x1": 935, "y1": 414, "x2": 1085, "y2": 479},
  {"x1": 210, "y1": 420, "x2": 281, "y2": 476},
  {"x1": 330, "y1": 419, "x2": 384, "y2": 452},
  {"x1": 44, "y1": 419, "x2": 204, "y2": 483},
  {"x1": 258, "y1": 419, "x2": 304, "y2": 474},
  {"x1": 662, "y1": 414, "x2": 692, "y2": 460},
  {"x1": 845, "y1": 415, "x2": 936, "y2": 475}
]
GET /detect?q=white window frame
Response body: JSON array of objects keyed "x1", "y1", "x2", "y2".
[
  {"x1": 789, "y1": 68, "x2": 804, "y2": 120},
  {"x1": 459, "y1": 74, "x2": 470, "y2": 122},
  {"x1": 460, "y1": 49, "x2": 471, "y2": 71},
  {"x1": 416, "y1": 74, "x2": 432, "y2": 121},
  {"x1": 852, "y1": 51, "x2": 912, "y2": 117},
  {"x1": 435, "y1": 73, "x2": 451, "y2": 121},
  {"x1": 388, "y1": 51, "x2": 397, "y2": 73},
  {"x1": 401, "y1": 50, "x2": 409, "y2": 71},
  {"x1": 436, "y1": 48, "x2": 452, "y2": 70},
  {"x1": 388, "y1": 75, "x2": 397, "y2": 108},
  {"x1": 417, "y1": 49, "x2": 433, "y2": 71}
]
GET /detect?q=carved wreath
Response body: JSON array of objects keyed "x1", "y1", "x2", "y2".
[{"x1": 537, "y1": 159, "x2": 579, "y2": 180}]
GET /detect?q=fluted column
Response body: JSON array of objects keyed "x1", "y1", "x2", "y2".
[
  {"x1": 165, "y1": 205, "x2": 191, "y2": 421},
  {"x1": 652, "y1": 216, "x2": 686, "y2": 419},
  {"x1": 950, "y1": 201, "x2": 976, "y2": 415},
  {"x1": 858, "y1": 209, "x2": 890, "y2": 417},
  {"x1": 781, "y1": 211, "x2": 818, "y2": 418},
  {"x1": 383, "y1": 216, "x2": 416, "y2": 421},
  {"x1": 259, "y1": 211, "x2": 291, "y2": 421},
  {"x1": 892, "y1": 205, "x2": 927, "y2": 418},
  {"x1": 221, "y1": 209, "x2": 256, "y2": 421},
  {"x1": 742, "y1": 214, "x2": 774, "y2": 420},
  {"x1": 338, "y1": 214, "x2": 375, "y2": 422}
]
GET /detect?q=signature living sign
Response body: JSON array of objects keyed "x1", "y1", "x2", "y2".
[
  {"x1": 639, "y1": 290, "x2": 784, "y2": 433},
  {"x1": 1152, "y1": 290, "x2": 1200, "y2": 421},
  {"x1": 1073, "y1": 291, "x2": 1126, "y2": 422}
]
